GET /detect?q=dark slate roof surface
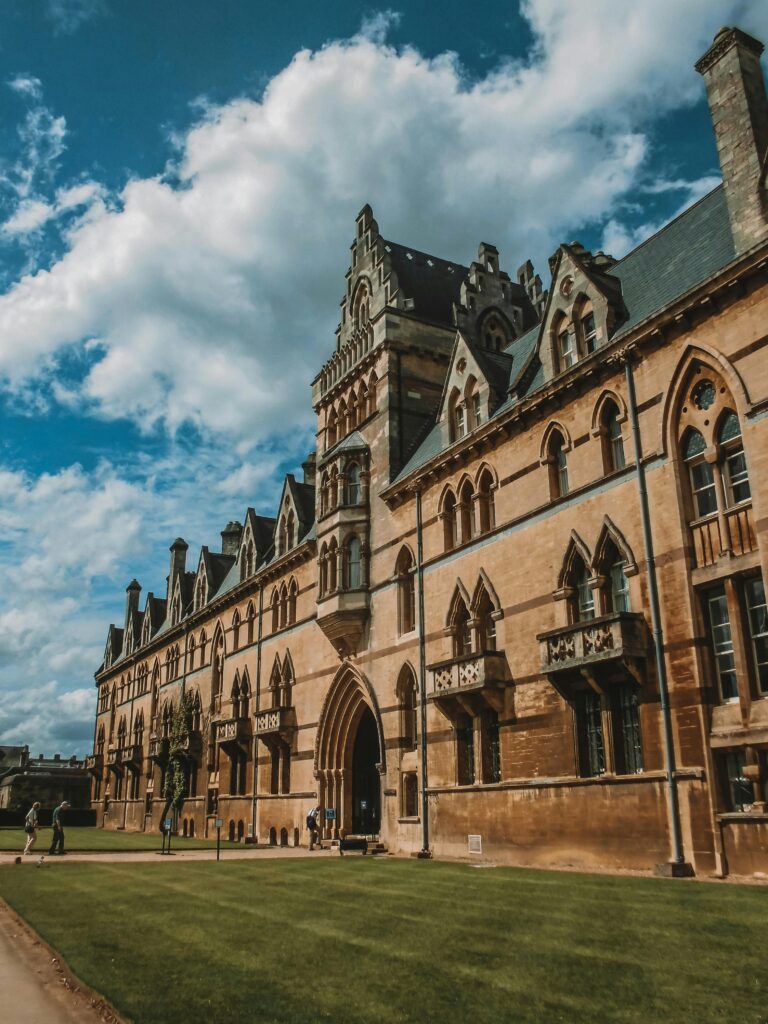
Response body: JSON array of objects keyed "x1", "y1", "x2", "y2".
[{"x1": 384, "y1": 239, "x2": 467, "y2": 326}]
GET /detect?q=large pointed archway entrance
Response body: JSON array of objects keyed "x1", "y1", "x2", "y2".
[{"x1": 315, "y1": 667, "x2": 385, "y2": 838}]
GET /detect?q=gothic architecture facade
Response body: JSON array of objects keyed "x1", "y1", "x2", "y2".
[{"x1": 89, "y1": 27, "x2": 768, "y2": 876}]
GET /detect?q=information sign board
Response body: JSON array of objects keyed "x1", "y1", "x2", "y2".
[{"x1": 324, "y1": 808, "x2": 336, "y2": 820}]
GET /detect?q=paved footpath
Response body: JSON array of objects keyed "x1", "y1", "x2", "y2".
[{"x1": 1, "y1": 845, "x2": 328, "y2": 865}]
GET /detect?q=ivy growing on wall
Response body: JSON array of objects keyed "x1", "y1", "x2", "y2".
[{"x1": 162, "y1": 692, "x2": 195, "y2": 809}]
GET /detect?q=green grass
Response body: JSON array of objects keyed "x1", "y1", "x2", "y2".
[
  {"x1": 0, "y1": 860, "x2": 766, "y2": 1024},
  {"x1": 0, "y1": 825, "x2": 229, "y2": 852}
]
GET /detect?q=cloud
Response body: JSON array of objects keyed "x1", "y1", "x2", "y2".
[
  {"x1": 44, "y1": 0, "x2": 107, "y2": 35},
  {"x1": 2, "y1": 0, "x2": 764, "y2": 442},
  {"x1": 0, "y1": 434, "x2": 297, "y2": 754}
]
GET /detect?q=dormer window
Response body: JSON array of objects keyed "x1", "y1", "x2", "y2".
[
  {"x1": 558, "y1": 322, "x2": 575, "y2": 370},
  {"x1": 581, "y1": 309, "x2": 597, "y2": 353},
  {"x1": 455, "y1": 402, "x2": 467, "y2": 439},
  {"x1": 480, "y1": 312, "x2": 510, "y2": 353}
]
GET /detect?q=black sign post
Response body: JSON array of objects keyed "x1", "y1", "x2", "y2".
[{"x1": 215, "y1": 817, "x2": 223, "y2": 861}]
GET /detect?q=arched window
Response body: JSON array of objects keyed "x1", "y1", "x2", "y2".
[
  {"x1": 133, "y1": 710, "x2": 144, "y2": 746},
  {"x1": 569, "y1": 556, "x2": 595, "y2": 623},
  {"x1": 367, "y1": 372, "x2": 378, "y2": 417},
  {"x1": 238, "y1": 674, "x2": 250, "y2": 718},
  {"x1": 476, "y1": 468, "x2": 495, "y2": 534},
  {"x1": 328, "y1": 538, "x2": 338, "y2": 592},
  {"x1": 554, "y1": 314, "x2": 576, "y2": 372},
  {"x1": 475, "y1": 588, "x2": 497, "y2": 652},
  {"x1": 211, "y1": 630, "x2": 224, "y2": 710},
  {"x1": 683, "y1": 429, "x2": 716, "y2": 518},
  {"x1": 578, "y1": 300, "x2": 597, "y2": 354},
  {"x1": 242, "y1": 539, "x2": 255, "y2": 581},
  {"x1": 231, "y1": 610, "x2": 241, "y2": 652},
  {"x1": 319, "y1": 542, "x2": 328, "y2": 597},
  {"x1": 458, "y1": 478, "x2": 475, "y2": 544},
  {"x1": 601, "y1": 540, "x2": 631, "y2": 613},
  {"x1": 286, "y1": 510, "x2": 295, "y2": 549},
  {"x1": 320, "y1": 472, "x2": 330, "y2": 516},
  {"x1": 269, "y1": 658, "x2": 282, "y2": 710},
  {"x1": 338, "y1": 399, "x2": 348, "y2": 441},
  {"x1": 96, "y1": 725, "x2": 105, "y2": 756},
  {"x1": 280, "y1": 658, "x2": 293, "y2": 708},
  {"x1": 246, "y1": 602, "x2": 255, "y2": 645},
  {"x1": 327, "y1": 408, "x2": 338, "y2": 449},
  {"x1": 188, "y1": 635, "x2": 196, "y2": 672},
  {"x1": 465, "y1": 377, "x2": 482, "y2": 429},
  {"x1": 270, "y1": 588, "x2": 280, "y2": 632},
  {"x1": 117, "y1": 717, "x2": 127, "y2": 749},
  {"x1": 288, "y1": 578, "x2": 298, "y2": 625},
  {"x1": 396, "y1": 665, "x2": 418, "y2": 750},
  {"x1": 601, "y1": 400, "x2": 625, "y2": 473},
  {"x1": 199, "y1": 629, "x2": 207, "y2": 665},
  {"x1": 395, "y1": 547, "x2": 416, "y2": 635},
  {"x1": 195, "y1": 576, "x2": 206, "y2": 612},
  {"x1": 480, "y1": 312, "x2": 510, "y2": 353},
  {"x1": 190, "y1": 691, "x2": 202, "y2": 732},
  {"x1": 546, "y1": 430, "x2": 569, "y2": 499},
  {"x1": 718, "y1": 411, "x2": 751, "y2": 506},
  {"x1": 442, "y1": 490, "x2": 458, "y2": 552},
  {"x1": 451, "y1": 594, "x2": 472, "y2": 658},
  {"x1": 346, "y1": 462, "x2": 361, "y2": 505},
  {"x1": 279, "y1": 583, "x2": 288, "y2": 629},
  {"x1": 346, "y1": 535, "x2": 362, "y2": 590}
]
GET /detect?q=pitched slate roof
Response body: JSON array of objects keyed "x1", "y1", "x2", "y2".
[
  {"x1": 392, "y1": 185, "x2": 737, "y2": 485},
  {"x1": 383, "y1": 239, "x2": 467, "y2": 326}
]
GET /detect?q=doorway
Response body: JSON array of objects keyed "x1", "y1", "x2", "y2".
[{"x1": 351, "y1": 707, "x2": 381, "y2": 834}]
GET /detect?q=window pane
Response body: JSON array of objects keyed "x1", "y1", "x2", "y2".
[
  {"x1": 690, "y1": 460, "x2": 717, "y2": 517},
  {"x1": 717, "y1": 410, "x2": 741, "y2": 444},
  {"x1": 724, "y1": 447, "x2": 751, "y2": 505},
  {"x1": 607, "y1": 410, "x2": 625, "y2": 470},
  {"x1": 707, "y1": 590, "x2": 739, "y2": 701},
  {"x1": 610, "y1": 560, "x2": 631, "y2": 612},
  {"x1": 559, "y1": 328, "x2": 575, "y2": 369},
  {"x1": 556, "y1": 445, "x2": 569, "y2": 495},
  {"x1": 581, "y1": 312, "x2": 597, "y2": 353},
  {"x1": 723, "y1": 750, "x2": 752, "y2": 811},
  {"x1": 615, "y1": 685, "x2": 643, "y2": 774},
  {"x1": 577, "y1": 691, "x2": 605, "y2": 777},
  {"x1": 745, "y1": 577, "x2": 768, "y2": 695},
  {"x1": 683, "y1": 429, "x2": 707, "y2": 460},
  {"x1": 576, "y1": 567, "x2": 595, "y2": 621}
]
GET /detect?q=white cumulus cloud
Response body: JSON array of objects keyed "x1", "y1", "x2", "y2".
[{"x1": 1, "y1": 0, "x2": 764, "y2": 442}]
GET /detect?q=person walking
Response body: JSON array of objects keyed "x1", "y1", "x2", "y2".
[
  {"x1": 23, "y1": 801, "x2": 41, "y2": 855},
  {"x1": 48, "y1": 800, "x2": 70, "y2": 855},
  {"x1": 306, "y1": 805, "x2": 320, "y2": 851}
]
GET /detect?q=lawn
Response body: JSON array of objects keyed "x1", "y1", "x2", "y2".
[
  {"x1": 0, "y1": 825, "x2": 228, "y2": 853},
  {"x1": 0, "y1": 860, "x2": 766, "y2": 1024}
]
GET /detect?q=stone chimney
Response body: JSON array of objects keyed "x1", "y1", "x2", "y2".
[
  {"x1": 124, "y1": 578, "x2": 141, "y2": 632},
  {"x1": 302, "y1": 451, "x2": 317, "y2": 487},
  {"x1": 696, "y1": 26, "x2": 768, "y2": 253},
  {"x1": 168, "y1": 538, "x2": 188, "y2": 593},
  {"x1": 220, "y1": 521, "x2": 243, "y2": 557}
]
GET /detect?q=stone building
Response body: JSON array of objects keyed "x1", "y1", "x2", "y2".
[
  {"x1": 0, "y1": 746, "x2": 91, "y2": 812},
  {"x1": 89, "y1": 27, "x2": 768, "y2": 875}
]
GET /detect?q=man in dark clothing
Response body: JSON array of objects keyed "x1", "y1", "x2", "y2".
[{"x1": 49, "y1": 801, "x2": 70, "y2": 855}]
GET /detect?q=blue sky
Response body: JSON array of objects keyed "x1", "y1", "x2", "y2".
[{"x1": 1, "y1": 0, "x2": 766, "y2": 756}]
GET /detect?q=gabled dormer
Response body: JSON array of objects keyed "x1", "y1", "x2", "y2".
[
  {"x1": 141, "y1": 593, "x2": 166, "y2": 646},
  {"x1": 103, "y1": 624, "x2": 123, "y2": 670},
  {"x1": 238, "y1": 507, "x2": 277, "y2": 582},
  {"x1": 539, "y1": 243, "x2": 625, "y2": 381},
  {"x1": 437, "y1": 332, "x2": 512, "y2": 445},
  {"x1": 193, "y1": 546, "x2": 235, "y2": 612},
  {"x1": 121, "y1": 579, "x2": 142, "y2": 657},
  {"x1": 274, "y1": 474, "x2": 315, "y2": 559}
]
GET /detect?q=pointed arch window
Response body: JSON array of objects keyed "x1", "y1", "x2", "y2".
[
  {"x1": 458, "y1": 478, "x2": 475, "y2": 544},
  {"x1": 188, "y1": 635, "x2": 196, "y2": 672},
  {"x1": 476, "y1": 468, "x2": 495, "y2": 534},
  {"x1": 96, "y1": 725, "x2": 105, "y2": 756},
  {"x1": 546, "y1": 430, "x2": 569, "y2": 499},
  {"x1": 718, "y1": 411, "x2": 751, "y2": 506},
  {"x1": 481, "y1": 312, "x2": 510, "y2": 353},
  {"x1": 279, "y1": 583, "x2": 288, "y2": 629},
  {"x1": 271, "y1": 589, "x2": 280, "y2": 633},
  {"x1": 608, "y1": 556, "x2": 631, "y2": 613},
  {"x1": 556, "y1": 317, "x2": 576, "y2": 371},
  {"x1": 442, "y1": 490, "x2": 458, "y2": 552},
  {"x1": 475, "y1": 588, "x2": 497, "y2": 652},
  {"x1": 320, "y1": 472, "x2": 330, "y2": 516},
  {"x1": 327, "y1": 408, "x2": 338, "y2": 450},
  {"x1": 346, "y1": 535, "x2": 362, "y2": 590},
  {"x1": 231, "y1": 610, "x2": 241, "y2": 652},
  {"x1": 199, "y1": 630, "x2": 207, "y2": 665},
  {"x1": 683, "y1": 429, "x2": 717, "y2": 518},
  {"x1": 600, "y1": 400, "x2": 625, "y2": 473},
  {"x1": 328, "y1": 538, "x2": 338, "y2": 592},
  {"x1": 280, "y1": 658, "x2": 293, "y2": 708},
  {"x1": 211, "y1": 632, "x2": 225, "y2": 711},
  {"x1": 451, "y1": 595, "x2": 473, "y2": 658},
  {"x1": 397, "y1": 665, "x2": 418, "y2": 751},
  {"x1": 395, "y1": 547, "x2": 416, "y2": 635},
  {"x1": 286, "y1": 510, "x2": 295, "y2": 549},
  {"x1": 246, "y1": 602, "x2": 255, "y2": 645},
  {"x1": 346, "y1": 462, "x2": 361, "y2": 505},
  {"x1": 288, "y1": 578, "x2": 298, "y2": 625},
  {"x1": 579, "y1": 303, "x2": 597, "y2": 354}
]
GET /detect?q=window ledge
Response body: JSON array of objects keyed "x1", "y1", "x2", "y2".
[{"x1": 397, "y1": 817, "x2": 421, "y2": 824}]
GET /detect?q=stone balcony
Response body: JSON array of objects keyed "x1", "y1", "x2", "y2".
[
  {"x1": 427, "y1": 650, "x2": 514, "y2": 717},
  {"x1": 316, "y1": 588, "x2": 370, "y2": 658},
  {"x1": 537, "y1": 612, "x2": 647, "y2": 690},
  {"x1": 215, "y1": 717, "x2": 251, "y2": 748},
  {"x1": 120, "y1": 744, "x2": 142, "y2": 765},
  {"x1": 178, "y1": 731, "x2": 203, "y2": 760},
  {"x1": 148, "y1": 736, "x2": 169, "y2": 762},
  {"x1": 253, "y1": 705, "x2": 294, "y2": 739},
  {"x1": 106, "y1": 747, "x2": 119, "y2": 767},
  {"x1": 84, "y1": 753, "x2": 103, "y2": 774}
]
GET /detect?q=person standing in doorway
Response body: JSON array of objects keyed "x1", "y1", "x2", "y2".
[
  {"x1": 49, "y1": 801, "x2": 70, "y2": 855},
  {"x1": 306, "y1": 806, "x2": 319, "y2": 851},
  {"x1": 23, "y1": 801, "x2": 41, "y2": 855}
]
